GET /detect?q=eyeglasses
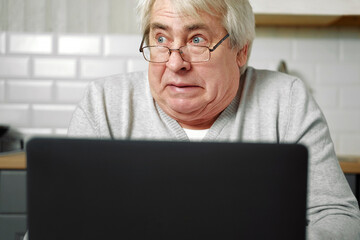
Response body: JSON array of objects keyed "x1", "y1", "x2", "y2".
[{"x1": 139, "y1": 34, "x2": 230, "y2": 63}]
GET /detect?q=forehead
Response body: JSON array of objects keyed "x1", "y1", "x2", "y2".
[{"x1": 150, "y1": 0, "x2": 224, "y2": 34}]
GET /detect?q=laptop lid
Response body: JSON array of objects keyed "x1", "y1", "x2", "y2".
[{"x1": 26, "y1": 138, "x2": 308, "y2": 240}]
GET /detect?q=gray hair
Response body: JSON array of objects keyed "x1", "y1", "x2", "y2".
[{"x1": 137, "y1": 0, "x2": 256, "y2": 74}]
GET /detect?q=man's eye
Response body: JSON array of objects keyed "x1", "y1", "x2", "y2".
[
  {"x1": 157, "y1": 36, "x2": 167, "y2": 44},
  {"x1": 192, "y1": 36, "x2": 205, "y2": 44}
]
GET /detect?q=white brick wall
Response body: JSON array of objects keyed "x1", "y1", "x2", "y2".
[
  {"x1": 127, "y1": 59, "x2": 149, "y2": 73},
  {"x1": 294, "y1": 38, "x2": 339, "y2": 62},
  {"x1": 317, "y1": 64, "x2": 360, "y2": 85},
  {"x1": 340, "y1": 86, "x2": 360, "y2": 108},
  {"x1": 339, "y1": 28, "x2": 360, "y2": 62},
  {"x1": 58, "y1": 35, "x2": 102, "y2": 55},
  {"x1": 0, "y1": 33, "x2": 5, "y2": 54},
  {"x1": 0, "y1": 29, "x2": 359, "y2": 155},
  {"x1": 340, "y1": 135, "x2": 360, "y2": 155},
  {"x1": 0, "y1": 32, "x2": 145, "y2": 142},
  {"x1": 55, "y1": 81, "x2": 89, "y2": 103},
  {"x1": 8, "y1": 33, "x2": 52, "y2": 54},
  {"x1": 7, "y1": 80, "x2": 53, "y2": 102},
  {"x1": 0, "y1": 104, "x2": 30, "y2": 127},
  {"x1": 80, "y1": 58, "x2": 126, "y2": 79},
  {"x1": 249, "y1": 27, "x2": 360, "y2": 155},
  {"x1": 104, "y1": 35, "x2": 142, "y2": 56},
  {"x1": 33, "y1": 58, "x2": 77, "y2": 78},
  {"x1": 0, "y1": 80, "x2": 5, "y2": 102},
  {"x1": 32, "y1": 104, "x2": 76, "y2": 128},
  {"x1": 312, "y1": 86, "x2": 338, "y2": 108},
  {"x1": 341, "y1": 40, "x2": 360, "y2": 61},
  {"x1": 0, "y1": 57, "x2": 29, "y2": 77},
  {"x1": 0, "y1": 0, "x2": 140, "y2": 34}
]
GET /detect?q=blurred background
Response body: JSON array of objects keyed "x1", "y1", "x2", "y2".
[
  {"x1": 0, "y1": 1, "x2": 359, "y2": 239},
  {"x1": 0, "y1": 0, "x2": 359, "y2": 155}
]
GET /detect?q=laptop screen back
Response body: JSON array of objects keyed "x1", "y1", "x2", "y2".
[{"x1": 26, "y1": 138, "x2": 308, "y2": 240}]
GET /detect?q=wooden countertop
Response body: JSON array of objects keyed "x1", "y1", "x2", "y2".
[
  {"x1": 1, "y1": 151, "x2": 360, "y2": 174},
  {"x1": 338, "y1": 156, "x2": 360, "y2": 174},
  {"x1": 0, "y1": 151, "x2": 27, "y2": 169}
]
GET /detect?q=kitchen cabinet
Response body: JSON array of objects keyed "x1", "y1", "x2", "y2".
[
  {"x1": 249, "y1": 0, "x2": 360, "y2": 26},
  {"x1": 0, "y1": 170, "x2": 27, "y2": 240},
  {"x1": 0, "y1": 152, "x2": 27, "y2": 240}
]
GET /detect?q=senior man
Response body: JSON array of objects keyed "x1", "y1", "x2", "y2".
[{"x1": 67, "y1": 0, "x2": 360, "y2": 239}]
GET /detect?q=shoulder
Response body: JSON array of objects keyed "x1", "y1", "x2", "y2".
[
  {"x1": 78, "y1": 71, "x2": 149, "y2": 113},
  {"x1": 245, "y1": 67, "x2": 309, "y2": 100},
  {"x1": 88, "y1": 71, "x2": 148, "y2": 94},
  {"x1": 247, "y1": 67, "x2": 304, "y2": 88},
  {"x1": 70, "y1": 71, "x2": 150, "y2": 136}
]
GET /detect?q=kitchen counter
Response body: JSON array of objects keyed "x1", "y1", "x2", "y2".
[
  {"x1": 1, "y1": 151, "x2": 360, "y2": 173},
  {"x1": 338, "y1": 156, "x2": 360, "y2": 174},
  {"x1": 0, "y1": 151, "x2": 27, "y2": 169}
]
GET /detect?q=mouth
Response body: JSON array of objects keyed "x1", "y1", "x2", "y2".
[
  {"x1": 166, "y1": 83, "x2": 203, "y2": 95},
  {"x1": 169, "y1": 84, "x2": 199, "y2": 88}
]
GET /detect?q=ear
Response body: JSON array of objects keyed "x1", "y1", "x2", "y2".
[{"x1": 236, "y1": 44, "x2": 248, "y2": 68}]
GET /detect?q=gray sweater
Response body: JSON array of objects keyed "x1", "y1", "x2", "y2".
[{"x1": 68, "y1": 67, "x2": 360, "y2": 239}]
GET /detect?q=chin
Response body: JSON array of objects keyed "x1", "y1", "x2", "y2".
[{"x1": 165, "y1": 99, "x2": 205, "y2": 115}]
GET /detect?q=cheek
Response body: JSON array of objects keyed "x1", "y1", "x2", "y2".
[
  {"x1": 202, "y1": 55, "x2": 240, "y2": 93},
  {"x1": 148, "y1": 64, "x2": 166, "y2": 89}
]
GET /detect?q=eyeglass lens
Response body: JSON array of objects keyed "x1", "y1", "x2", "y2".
[{"x1": 142, "y1": 45, "x2": 210, "y2": 63}]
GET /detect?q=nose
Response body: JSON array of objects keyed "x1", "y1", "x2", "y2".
[{"x1": 166, "y1": 48, "x2": 191, "y2": 72}]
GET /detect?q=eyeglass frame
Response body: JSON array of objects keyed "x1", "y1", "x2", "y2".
[{"x1": 139, "y1": 33, "x2": 230, "y2": 63}]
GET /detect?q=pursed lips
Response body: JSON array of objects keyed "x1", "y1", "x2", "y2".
[
  {"x1": 168, "y1": 83, "x2": 199, "y2": 88},
  {"x1": 166, "y1": 82, "x2": 203, "y2": 94}
]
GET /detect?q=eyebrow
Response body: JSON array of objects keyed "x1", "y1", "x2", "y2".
[
  {"x1": 185, "y1": 23, "x2": 210, "y2": 32},
  {"x1": 150, "y1": 22, "x2": 168, "y2": 31},
  {"x1": 150, "y1": 22, "x2": 211, "y2": 33}
]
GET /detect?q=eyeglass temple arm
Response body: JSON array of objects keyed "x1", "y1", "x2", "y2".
[
  {"x1": 209, "y1": 33, "x2": 230, "y2": 52},
  {"x1": 139, "y1": 36, "x2": 146, "y2": 53}
]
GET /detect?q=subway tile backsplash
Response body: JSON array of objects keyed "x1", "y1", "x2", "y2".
[
  {"x1": 55, "y1": 81, "x2": 88, "y2": 103},
  {"x1": 0, "y1": 80, "x2": 5, "y2": 102},
  {"x1": 0, "y1": 57, "x2": 29, "y2": 77},
  {"x1": 317, "y1": 63, "x2": 360, "y2": 85},
  {"x1": 58, "y1": 35, "x2": 102, "y2": 55},
  {"x1": 31, "y1": 104, "x2": 76, "y2": 128},
  {"x1": 7, "y1": 80, "x2": 53, "y2": 103},
  {"x1": 0, "y1": 28, "x2": 359, "y2": 155},
  {"x1": 8, "y1": 33, "x2": 53, "y2": 54},
  {"x1": 80, "y1": 58, "x2": 126, "y2": 79},
  {"x1": 0, "y1": 33, "x2": 5, "y2": 54},
  {"x1": 340, "y1": 86, "x2": 360, "y2": 108},
  {"x1": 33, "y1": 58, "x2": 77, "y2": 78},
  {"x1": 104, "y1": 35, "x2": 143, "y2": 56},
  {"x1": 293, "y1": 38, "x2": 339, "y2": 62},
  {"x1": 0, "y1": 104, "x2": 30, "y2": 127}
]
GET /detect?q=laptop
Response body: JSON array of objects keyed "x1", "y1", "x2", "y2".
[{"x1": 26, "y1": 138, "x2": 308, "y2": 240}]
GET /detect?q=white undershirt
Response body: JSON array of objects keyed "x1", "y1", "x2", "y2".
[{"x1": 183, "y1": 128, "x2": 209, "y2": 141}]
